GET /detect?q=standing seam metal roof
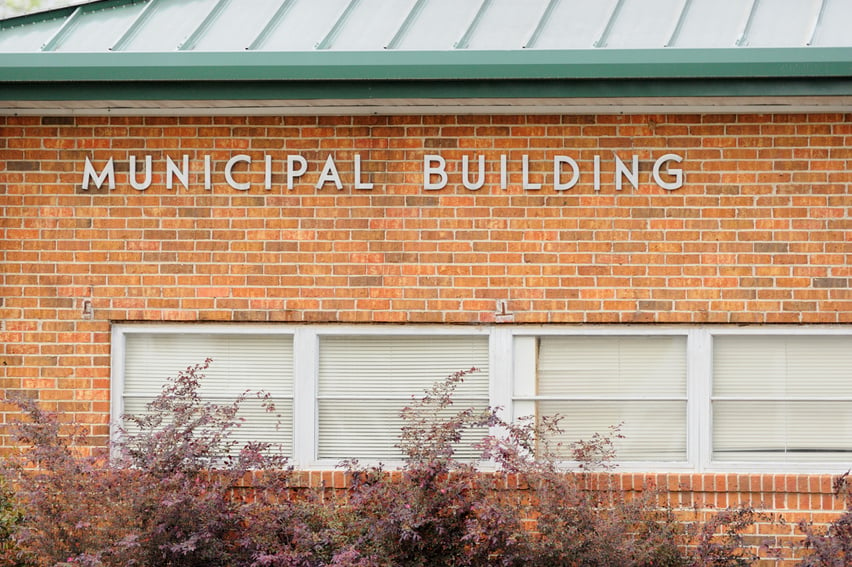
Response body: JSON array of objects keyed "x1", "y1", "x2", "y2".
[
  {"x1": 2, "y1": 0, "x2": 852, "y2": 53},
  {"x1": 1, "y1": 0, "x2": 852, "y2": 115}
]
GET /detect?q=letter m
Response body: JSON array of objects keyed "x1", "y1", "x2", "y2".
[{"x1": 82, "y1": 157, "x2": 115, "y2": 190}]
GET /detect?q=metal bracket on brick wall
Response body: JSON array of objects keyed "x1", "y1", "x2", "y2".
[
  {"x1": 80, "y1": 298, "x2": 93, "y2": 320},
  {"x1": 495, "y1": 300, "x2": 514, "y2": 323}
]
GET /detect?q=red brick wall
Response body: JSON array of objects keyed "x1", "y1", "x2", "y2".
[
  {"x1": 2, "y1": 113, "x2": 851, "y2": 559},
  {"x1": 271, "y1": 469, "x2": 845, "y2": 564}
]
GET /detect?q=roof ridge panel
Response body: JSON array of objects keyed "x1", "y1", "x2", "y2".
[
  {"x1": 253, "y1": 0, "x2": 350, "y2": 52},
  {"x1": 454, "y1": 0, "x2": 491, "y2": 50},
  {"x1": 325, "y1": 0, "x2": 421, "y2": 52},
  {"x1": 316, "y1": 0, "x2": 361, "y2": 50},
  {"x1": 179, "y1": 0, "x2": 230, "y2": 51},
  {"x1": 594, "y1": 0, "x2": 625, "y2": 48},
  {"x1": 112, "y1": 0, "x2": 221, "y2": 52},
  {"x1": 735, "y1": 0, "x2": 759, "y2": 46},
  {"x1": 745, "y1": 0, "x2": 822, "y2": 47},
  {"x1": 385, "y1": 0, "x2": 425, "y2": 50},
  {"x1": 807, "y1": 0, "x2": 827, "y2": 46},
  {"x1": 665, "y1": 0, "x2": 692, "y2": 48},
  {"x1": 369, "y1": 0, "x2": 484, "y2": 51},
  {"x1": 600, "y1": 0, "x2": 687, "y2": 49},
  {"x1": 110, "y1": 0, "x2": 157, "y2": 51},
  {"x1": 463, "y1": 0, "x2": 552, "y2": 51},
  {"x1": 524, "y1": 0, "x2": 559, "y2": 49},
  {"x1": 248, "y1": 0, "x2": 295, "y2": 51},
  {"x1": 41, "y1": 4, "x2": 84, "y2": 51},
  {"x1": 530, "y1": 0, "x2": 617, "y2": 50},
  {"x1": 809, "y1": 0, "x2": 852, "y2": 47}
]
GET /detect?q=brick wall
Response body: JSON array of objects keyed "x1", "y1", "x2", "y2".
[
  {"x1": 267, "y1": 469, "x2": 846, "y2": 564},
  {"x1": 2, "y1": 112, "x2": 851, "y2": 559}
]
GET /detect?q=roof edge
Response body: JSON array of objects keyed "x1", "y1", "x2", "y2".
[{"x1": 2, "y1": 48, "x2": 852, "y2": 83}]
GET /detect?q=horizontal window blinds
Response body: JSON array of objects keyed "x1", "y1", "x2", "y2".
[
  {"x1": 713, "y1": 335, "x2": 852, "y2": 462},
  {"x1": 124, "y1": 333, "x2": 294, "y2": 455},
  {"x1": 113, "y1": 326, "x2": 852, "y2": 470},
  {"x1": 536, "y1": 336, "x2": 687, "y2": 461},
  {"x1": 317, "y1": 335, "x2": 489, "y2": 460}
]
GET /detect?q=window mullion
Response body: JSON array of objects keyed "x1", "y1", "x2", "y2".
[
  {"x1": 512, "y1": 336, "x2": 537, "y2": 422},
  {"x1": 688, "y1": 328, "x2": 712, "y2": 472},
  {"x1": 490, "y1": 327, "x2": 513, "y2": 424},
  {"x1": 292, "y1": 327, "x2": 318, "y2": 468},
  {"x1": 110, "y1": 325, "x2": 128, "y2": 461}
]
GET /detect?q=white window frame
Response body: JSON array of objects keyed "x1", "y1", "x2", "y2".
[
  {"x1": 311, "y1": 326, "x2": 494, "y2": 463},
  {"x1": 703, "y1": 325, "x2": 852, "y2": 473},
  {"x1": 110, "y1": 323, "x2": 852, "y2": 473},
  {"x1": 111, "y1": 324, "x2": 496, "y2": 469},
  {"x1": 510, "y1": 326, "x2": 697, "y2": 472},
  {"x1": 111, "y1": 323, "x2": 302, "y2": 462}
]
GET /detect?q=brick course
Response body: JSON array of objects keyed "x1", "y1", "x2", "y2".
[{"x1": 1, "y1": 112, "x2": 851, "y2": 560}]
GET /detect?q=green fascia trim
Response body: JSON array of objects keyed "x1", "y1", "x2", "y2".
[
  {"x1": 4, "y1": 77, "x2": 852, "y2": 102},
  {"x1": 1, "y1": 48, "x2": 852, "y2": 83}
]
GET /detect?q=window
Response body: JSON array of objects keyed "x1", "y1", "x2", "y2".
[
  {"x1": 515, "y1": 335, "x2": 687, "y2": 462},
  {"x1": 121, "y1": 332, "x2": 294, "y2": 455},
  {"x1": 112, "y1": 325, "x2": 491, "y2": 466},
  {"x1": 112, "y1": 325, "x2": 852, "y2": 472},
  {"x1": 713, "y1": 335, "x2": 852, "y2": 463},
  {"x1": 317, "y1": 335, "x2": 489, "y2": 460}
]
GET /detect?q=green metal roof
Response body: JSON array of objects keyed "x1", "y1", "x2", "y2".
[{"x1": 1, "y1": 0, "x2": 852, "y2": 115}]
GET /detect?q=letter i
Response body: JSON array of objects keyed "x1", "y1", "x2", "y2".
[
  {"x1": 265, "y1": 155, "x2": 272, "y2": 190},
  {"x1": 594, "y1": 155, "x2": 601, "y2": 191},
  {"x1": 204, "y1": 155, "x2": 212, "y2": 190}
]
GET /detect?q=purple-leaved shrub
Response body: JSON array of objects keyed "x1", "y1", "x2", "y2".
[
  {"x1": 338, "y1": 368, "x2": 525, "y2": 567},
  {"x1": 2, "y1": 360, "x2": 312, "y2": 567},
  {"x1": 0, "y1": 362, "x2": 779, "y2": 567},
  {"x1": 796, "y1": 471, "x2": 852, "y2": 567}
]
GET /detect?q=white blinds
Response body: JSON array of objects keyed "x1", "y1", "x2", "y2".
[
  {"x1": 114, "y1": 326, "x2": 852, "y2": 470},
  {"x1": 317, "y1": 335, "x2": 490, "y2": 460},
  {"x1": 124, "y1": 333, "x2": 294, "y2": 455},
  {"x1": 536, "y1": 336, "x2": 687, "y2": 461},
  {"x1": 713, "y1": 335, "x2": 852, "y2": 462}
]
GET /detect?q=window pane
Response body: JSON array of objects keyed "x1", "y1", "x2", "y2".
[
  {"x1": 713, "y1": 335, "x2": 852, "y2": 462},
  {"x1": 318, "y1": 399, "x2": 487, "y2": 460},
  {"x1": 714, "y1": 401, "x2": 852, "y2": 462},
  {"x1": 538, "y1": 400, "x2": 686, "y2": 461},
  {"x1": 535, "y1": 335, "x2": 688, "y2": 462},
  {"x1": 124, "y1": 333, "x2": 294, "y2": 455},
  {"x1": 317, "y1": 335, "x2": 489, "y2": 460},
  {"x1": 713, "y1": 335, "x2": 852, "y2": 397},
  {"x1": 538, "y1": 336, "x2": 687, "y2": 397},
  {"x1": 123, "y1": 397, "x2": 294, "y2": 457}
]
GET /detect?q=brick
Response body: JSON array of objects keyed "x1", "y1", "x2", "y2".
[
  {"x1": 1, "y1": 112, "x2": 851, "y2": 531},
  {"x1": 6, "y1": 161, "x2": 40, "y2": 171},
  {"x1": 812, "y1": 277, "x2": 848, "y2": 288}
]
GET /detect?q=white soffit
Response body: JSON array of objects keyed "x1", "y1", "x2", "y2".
[{"x1": 4, "y1": 96, "x2": 852, "y2": 116}]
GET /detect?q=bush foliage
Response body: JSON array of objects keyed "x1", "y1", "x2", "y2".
[
  {"x1": 796, "y1": 472, "x2": 852, "y2": 567},
  {"x1": 0, "y1": 361, "x2": 834, "y2": 566}
]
